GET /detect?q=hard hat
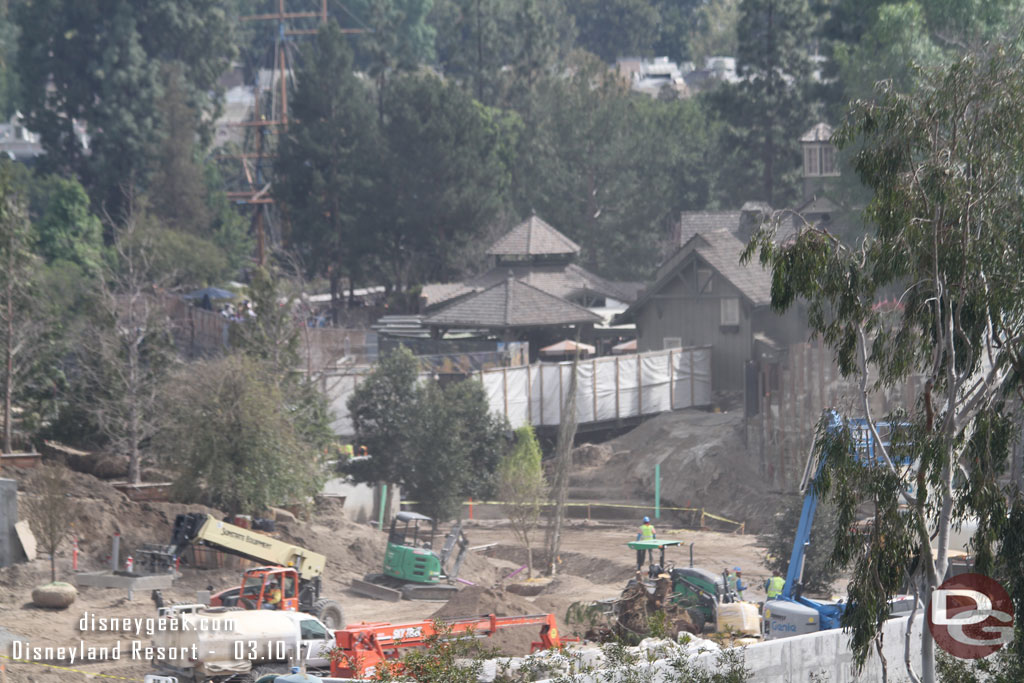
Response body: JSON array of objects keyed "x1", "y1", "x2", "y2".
[
  {"x1": 734, "y1": 566, "x2": 742, "y2": 572},
  {"x1": 643, "y1": 516, "x2": 650, "y2": 523}
]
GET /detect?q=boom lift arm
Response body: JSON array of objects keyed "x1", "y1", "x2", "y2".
[
  {"x1": 330, "y1": 613, "x2": 566, "y2": 678},
  {"x1": 164, "y1": 513, "x2": 326, "y2": 579},
  {"x1": 765, "y1": 411, "x2": 908, "y2": 639}
]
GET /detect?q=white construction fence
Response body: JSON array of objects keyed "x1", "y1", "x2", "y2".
[
  {"x1": 320, "y1": 346, "x2": 712, "y2": 435},
  {"x1": 479, "y1": 346, "x2": 712, "y2": 429}
]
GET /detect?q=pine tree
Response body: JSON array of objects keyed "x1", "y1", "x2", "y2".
[{"x1": 708, "y1": 0, "x2": 814, "y2": 206}]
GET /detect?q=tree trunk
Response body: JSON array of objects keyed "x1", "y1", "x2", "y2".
[
  {"x1": 525, "y1": 541, "x2": 533, "y2": 580},
  {"x1": 3, "y1": 277, "x2": 12, "y2": 453},
  {"x1": 921, "y1": 617, "x2": 935, "y2": 683},
  {"x1": 546, "y1": 345, "x2": 579, "y2": 576},
  {"x1": 128, "y1": 339, "x2": 142, "y2": 485},
  {"x1": 50, "y1": 552, "x2": 56, "y2": 583},
  {"x1": 129, "y1": 401, "x2": 141, "y2": 485}
]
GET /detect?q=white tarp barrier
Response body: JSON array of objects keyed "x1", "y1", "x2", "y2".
[
  {"x1": 481, "y1": 347, "x2": 712, "y2": 428},
  {"x1": 322, "y1": 347, "x2": 712, "y2": 435}
]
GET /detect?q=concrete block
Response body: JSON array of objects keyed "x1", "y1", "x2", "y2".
[
  {"x1": 73, "y1": 571, "x2": 176, "y2": 590},
  {"x1": 0, "y1": 479, "x2": 19, "y2": 568}
]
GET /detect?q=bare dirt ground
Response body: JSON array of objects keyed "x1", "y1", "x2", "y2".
[{"x1": 0, "y1": 463, "x2": 769, "y2": 682}]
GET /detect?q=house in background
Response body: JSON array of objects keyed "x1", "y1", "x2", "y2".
[
  {"x1": 623, "y1": 123, "x2": 844, "y2": 401},
  {"x1": 622, "y1": 228, "x2": 805, "y2": 395}
]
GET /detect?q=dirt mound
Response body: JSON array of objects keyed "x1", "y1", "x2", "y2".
[
  {"x1": 432, "y1": 586, "x2": 546, "y2": 656},
  {"x1": 532, "y1": 574, "x2": 618, "y2": 628},
  {"x1": 483, "y1": 544, "x2": 634, "y2": 584},
  {"x1": 572, "y1": 443, "x2": 613, "y2": 467},
  {"x1": 573, "y1": 410, "x2": 776, "y2": 533}
]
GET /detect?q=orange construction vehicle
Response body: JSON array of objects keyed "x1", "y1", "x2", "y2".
[{"x1": 330, "y1": 613, "x2": 568, "y2": 678}]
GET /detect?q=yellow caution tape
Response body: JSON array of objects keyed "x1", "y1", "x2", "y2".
[
  {"x1": 401, "y1": 500, "x2": 745, "y2": 531},
  {"x1": 0, "y1": 654, "x2": 143, "y2": 681}
]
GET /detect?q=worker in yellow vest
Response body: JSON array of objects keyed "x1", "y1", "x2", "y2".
[
  {"x1": 635, "y1": 517, "x2": 656, "y2": 571},
  {"x1": 765, "y1": 573, "x2": 785, "y2": 599}
]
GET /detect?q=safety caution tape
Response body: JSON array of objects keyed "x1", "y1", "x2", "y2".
[
  {"x1": 400, "y1": 499, "x2": 745, "y2": 530},
  {"x1": 0, "y1": 654, "x2": 143, "y2": 681}
]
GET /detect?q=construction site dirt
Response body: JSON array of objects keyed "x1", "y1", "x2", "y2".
[{"x1": 0, "y1": 410, "x2": 780, "y2": 682}]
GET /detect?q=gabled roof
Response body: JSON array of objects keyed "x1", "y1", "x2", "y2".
[
  {"x1": 800, "y1": 122, "x2": 833, "y2": 143},
  {"x1": 423, "y1": 276, "x2": 602, "y2": 329},
  {"x1": 628, "y1": 229, "x2": 772, "y2": 317},
  {"x1": 486, "y1": 215, "x2": 581, "y2": 257},
  {"x1": 423, "y1": 262, "x2": 638, "y2": 310},
  {"x1": 687, "y1": 230, "x2": 772, "y2": 307}
]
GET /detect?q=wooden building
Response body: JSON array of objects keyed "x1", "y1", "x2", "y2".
[{"x1": 622, "y1": 228, "x2": 806, "y2": 395}]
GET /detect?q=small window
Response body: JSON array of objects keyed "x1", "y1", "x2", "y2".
[
  {"x1": 820, "y1": 145, "x2": 835, "y2": 175},
  {"x1": 663, "y1": 337, "x2": 682, "y2": 350},
  {"x1": 804, "y1": 147, "x2": 818, "y2": 176},
  {"x1": 721, "y1": 298, "x2": 740, "y2": 326},
  {"x1": 697, "y1": 268, "x2": 713, "y2": 293},
  {"x1": 300, "y1": 619, "x2": 329, "y2": 640}
]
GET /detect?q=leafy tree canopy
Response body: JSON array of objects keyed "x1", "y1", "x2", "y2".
[
  {"x1": 275, "y1": 22, "x2": 379, "y2": 296},
  {"x1": 16, "y1": 0, "x2": 235, "y2": 213},
  {"x1": 346, "y1": 347, "x2": 509, "y2": 521},
  {"x1": 160, "y1": 353, "x2": 328, "y2": 515},
  {"x1": 744, "y1": 43, "x2": 1024, "y2": 679}
]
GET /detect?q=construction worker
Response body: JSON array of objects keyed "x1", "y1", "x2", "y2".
[
  {"x1": 765, "y1": 572, "x2": 785, "y2": 600},
  {"x1": 734, "y1": 567, "x2": 747, "y2": 601},
  {"x1": 636, "y1": 516, "x2": 656, "y2": 571},
  {"x1": 262, "y1": 582, "x2": 283, "y2": 610}
]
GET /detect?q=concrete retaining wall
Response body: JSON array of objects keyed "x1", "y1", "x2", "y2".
[
  {"x1": 696, "y1": 614, "x2": 924, "y2": 682},
  {"x1": 525, "y1": 615, "x2": 925, "y2": 683}
]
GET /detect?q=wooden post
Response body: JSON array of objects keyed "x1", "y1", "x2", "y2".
[
  {"x1": 779, "y1": 366, "x2": 788, "y2": 488},
  {"x1": 502, "y1": 367, "x2": 509, "y2": 421},
  {"x1": 690, "y1": 349, "x2": 696, "y2": 406},
  {"x1": 592, "y1": 359, "x2": 599, "y2": 421},
  {"x1": 790, "y1": 357, "x2": 798, "y2": 485},
  {"x1": 669, "y1": 350, "x2": 675, "y2": 410},
  {"x1": 539, "y1": 363, "x2": 545, "y2": 426},
  {"x1": 527, "y1": 365, "x2": 533, "y2": 424},
  {"x1": 818, "y1": 342, "x2": 826, "y2": 411},
  {"x1": 637, "y1": 355, "x2": 643, "y2": 415},
  {"x1": 558, "y1": 363, "x2": 564, "y2": 424},
  {"x1": 615, "y1": 356, "x2": 620, "y2": 418}
]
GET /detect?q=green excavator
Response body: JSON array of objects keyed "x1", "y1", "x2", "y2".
[{"x1": 351, "y1": 511, "x2": 469, "y2": 601}]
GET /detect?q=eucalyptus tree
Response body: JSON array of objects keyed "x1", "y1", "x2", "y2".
[{"x1": 745, "y1": 45, "x2": 1024, "y2": 682}]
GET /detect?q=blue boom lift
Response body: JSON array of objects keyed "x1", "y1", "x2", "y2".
[{"x1": 763, "y1": 411, "x2": 917, "y2": 640}]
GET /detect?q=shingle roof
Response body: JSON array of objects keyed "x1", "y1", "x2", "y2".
[
  {"x1": 423, "y1": 261, "x2": 639, "y2": 310},
  {"x1": 469, "y1": 263, "x2": 635, "y2": 302},
  {"x1": 420, "y1": 282, "x2": 475, "y2": 308},
  {"x1": 677, "y1": 210, "x2": 742, "y2": 245},
  {"x1": 486, "y1": 215, "x2": 581, "y2": 256},
  {"x1": 423, "y1": 276, "x2": 602, "y2": 329},
  {"x1": 800, "y1": 122, "x2": 833, "y2": 143},
  {"x1": 630, "y1": 229, "x2": 773, "y2": 317},
  {"x1": 684, "y1": 230, "x2": 772, "y2": 306}
]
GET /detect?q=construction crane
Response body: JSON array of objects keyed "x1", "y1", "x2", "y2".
[
  {"x1": 763, "y1": 411, "x2": 918, "y2": 639},
  {"x1": 330, "y1": 613, "x2": 567, "y2": 678}
]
